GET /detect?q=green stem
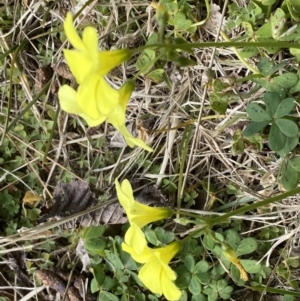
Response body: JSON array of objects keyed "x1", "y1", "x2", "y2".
[
  {"x1": 133, "y1": 41, "x2": 300, "y2": 54},
  {"x1": 207, "y1": 186, "x2": 300, "y2": 226},
  {"x1": 220, "y1": 31, "x2": 260, "y2": 74}
]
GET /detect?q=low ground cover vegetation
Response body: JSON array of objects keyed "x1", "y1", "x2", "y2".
[{"x1": 1, "y1": 0, "x2": 300, "y2": 300}]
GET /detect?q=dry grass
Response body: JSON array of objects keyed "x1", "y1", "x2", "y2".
[{"x1": 1, "y1": 0, "x2": 300, "y2": 300}]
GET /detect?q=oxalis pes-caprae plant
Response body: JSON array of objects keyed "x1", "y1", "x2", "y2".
[{"x1": 57, "y1": 4, "x2": 300, "y2": 301}]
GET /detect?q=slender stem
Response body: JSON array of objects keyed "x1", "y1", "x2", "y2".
[
  {"x1": 132, "y1": 41, "x2": 300, "y2": 54},
  {"x1": 208, "y1": 187, "x2": 300, "y2": 225},
  {"x1": 220, "y1": 31, "x2": 260, "y2": 74}
]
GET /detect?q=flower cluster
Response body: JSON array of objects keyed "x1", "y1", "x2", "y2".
[
  {"x1": 58, "y1": 13, "x2": 152, "y2": 151},
  {"x1": 115, "y1": 179, "x2": 182, "y2": 301}
]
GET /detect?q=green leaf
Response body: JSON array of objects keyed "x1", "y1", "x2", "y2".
[
  {"x1": 236, "y1": 238, "x2": 258, "y2": 256},
  {"x1": 277, "y1": 136, "x2": 299, "y2": 157},
  {"x1": 174, "y1": 12, "x2": 192, "y2": 30},
  {"x1": 242, "y1": 22, "x2": 254, "y2": 37},
  {"x1": 230, "y1": 265, "x2": 245, "y2": 286},
  {"x1": 196, "y1": 272, "x2": 211, "y2": 285},
  {"x1": 258, "y1": 58, "x2": 275, "y2": 77},
  {"x1": 210, "y1": 92, "x2": 227, "y2": 114},
  {"x1": 259, "y1": 0, "x2": 276, "y2": 5},
  {"x1": 184, "y1": 254, "x2": 195, "y2": 272},
  {"x1": 271, "y1": 73, "x2": 299, "y2": 89},
  {"x1": 155, "y1": 227, "x2": 175, "y2": 244},
  {"x1": 290, "y1": 78, "x2": 300, "y2": 93},
  {"x1": 271, "y1": 8, "x2": 287, "y2": 40},
  {"x1": 175, "y1": 265, "x2": 192, "y2": 288},
  {"x1": 264, "y1": 92, "x2": 281, "y2": 116},
  {"x1": 243, "y1": 121, "x2": 269, "y2": 136},
  {"x1": 289, "y1": 158, "x2": 300, "y2": 172},
  {"x1": 145, "y1": 229, "x2": 159, "y2": 246},
  {"x1": 239, "y1": 47, "x2": 258, "y2": 58},
  {"x1": 246, "y1": 103, "x2": 271, "y2": 121},
  {"x1": 282, "y1": 162, "x2": 299, "y2": 190},
  {"x1": 275, "y1": 119, "x2": 298, "y2": 137},
  {"x1": 240, "y1": 259, "x2": 261, "y2": 273},
  {"x1": 194, "y1": 261, "x2": 210, "y2": 274},
  {"x1": 232, "y1": 130, "x2": 244, "y2": 155},
  {"x1": 203, "y1": 235, "x2": 215, "y2": 250},
  {"x1": 203, "y1": 288, "x2": 218, "y2": 301},
  {"x1": 290, "y1": 47, "x2": 300, "y2": 62},
  {"x1": 191, "y1": 293, "x2": 207, "y2": 301},
  {"x1": 146, "y1": 69, "x2": 164, "y2": 83},
  {"x1": 84, "y1": 225, "x2": 106, "y2": 240},
  {"x1": 136, "y1": 49, "x2": 156, "y2": 73},
  {"x1": 189, "y1": 277, "x2": 202, "y2": 295},
  {"x1": 92, "y1": 265, "x2": 105, "y2": 288},
  {"x1": 219, "y1": 285, "x2": 233, "y2": 300},
  {"x1": 274, "y1": 98, "x2": 295, "y2": 118},
  {"x1": 279, "y1": 25, "x2": 300, "y2": 41},
  {"x1": 99, "y1": 291, "x2": 119, "y2": 301},
  {"x1": 269, "y1": 123, "x2": 286, "y2": 151},
  {"x1": 85, "y1": 237, "x2": 107, "y2": 255},
  {"x1": 287, "y1": 0, "x2": 300, "y2": 21},
  {"x1": 224, "y1": 229, "x2": 241, "y2": 250}
]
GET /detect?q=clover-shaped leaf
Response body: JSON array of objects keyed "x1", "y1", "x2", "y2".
[
  {"x1": 258, "y1": 58, "x2": 275, "y2": 77},
  {"x1": 274, "y1": 98, "x2": 295, "y2": 118},
  {"x1": 289, "y1": 158, "x2": 300, "y2": 172},
  {"x1": 282, "y1": 162, "x2": 299, "y2": 191},
  {"x1": 275, "y1": 119, "x2": 298, "y2": 137},
  {"x1": 271, "y1": 73, "x2": 298, "y2": 89},
  {"x1": 277, "y1": 136, "x2": 299, "y2": 157},
  {"x1": 236, "y1": 237, "x2": 258, "y2": 256},
  {"x1": 246, "y1": 103, "x2": 271, "y2": 122},
  {"x1": 184, "y1": 254, "x2": 195, "y2": 272},
  {"x1": 189, "y1": 277, "x2": 202, "y2": 295},
  {"x1": 194, "y1": 261, "x2": 210, "y2": 274},
  {"x1": 263, "y1": 92, "x2": 281, "y2": 116},
  {"x1": 271, "y1": 8, "x2": 287, "y2": 40},
  {"x1": 269, "y1": 123, "x2": 286, "y2": 151},
  {"x1": 240, "y1": 259, "x2": 261, "y2": 273},
  {"x1": 243, "y1": 120, "x2": 270, "y2": 137}
]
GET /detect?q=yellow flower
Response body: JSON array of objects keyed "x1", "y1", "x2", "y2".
[
  {"x1": 63, "y1": 12, "x2": 131, "y2": 83},
  {"x1": 115, "y1": 179, "x2": 173, "y2": 252},
  {"x1": 122, "y1": 239, "x2": 182, "y2": 301},
  {"x1": 58, "y1": 77, "x2": 153, "y2": 151}
]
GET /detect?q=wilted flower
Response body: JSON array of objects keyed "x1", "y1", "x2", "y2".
[
  {"x1": 63, "y1": 12, "x2": 131, "y2": 84},
  {"x1": 223, "y1": 244, "x2": 248, "y2": 281},
  {"x1": 122, "y1": 238, "x2": 182, "y2": 301},
  {"x1": 115, "y1": 179, "x2": 173, "y2": 253}
]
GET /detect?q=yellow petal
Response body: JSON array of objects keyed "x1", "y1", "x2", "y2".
[
  {"x1": 119, "y1": 80, "x2": 135, "y2": 112},
  {"x1": 98, "y1": 49, "x2": 132, "y2": 75},
  {"x1": 128, "y1": 201, "x2": 173, "y2": 228},
  {"x1": 112, "y1": 123, "x2": 153, "y2": 151},
  {"x1": 82, "y1": 26, "x2": 98, "y2": 53},
  {"x1": 139, "y1": 259, "x2": 163, "y2": 295},
  {"x1": 161, "y1": 271, "x2": 182, "y2": 301},
  {"x1": 64, "y1": 13, "x2": 86, "y2": 51},
  {"x1": 63, "y1": 49, "x2": 95, "y2": 84},
  {"x1": 58, "y1": 85, "x2": 83, "y2": 114},
  {"x1": 157, "y1": 241, "x2": 182, "y2": 265},
  {"x1": 115, "y1": 178, "x2": 134, "y2": 210},
  {"x1": 79, "y1": 113, "x2": 106, "y2": 127},
  {"x1": 58, "y1": 85, "x2": 106, "y2": 126},
  {"x1": 115, "y1": 179, "x2": 172, "y2": 227},
  {"x1": 95, "y1": 77, "x2": 120, "y2": 115},
  {"x1": 122, "y1": 242, "x2": 153, "y2": 263},
  {"x1": 124, "y1": 224, "x2": 147, "y2": 254}
]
